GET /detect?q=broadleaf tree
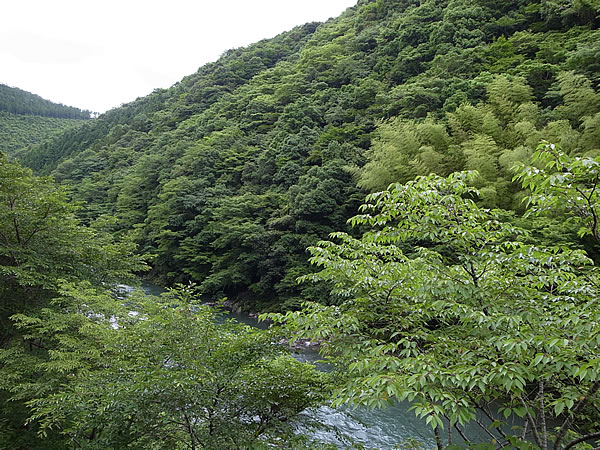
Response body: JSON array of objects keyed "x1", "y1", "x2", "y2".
[
  {"x1": 21, "y1": 286, "x2": 329, "y2": 449},
  {"x1": 0, "y1": 153, "x2": 331, "y2": 448},
  {"x1": 0, "y1": 153, "x2": 146, "y2": 447},
  {"x1": 265, "y1": 158, "x2": 600, "y2": 449}
]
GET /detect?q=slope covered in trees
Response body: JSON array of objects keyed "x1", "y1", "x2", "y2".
[
  {"x1": 4, "y1": 0, "x2": 600, "y2": 447},
  {"x1": 17, "y1": 0, "x2": 600, "y2": 315},
  {"x1": 0, "y1": 84, "x2": 91, "y2": 119},
  {"x1": 0, "y1": 111, "x2": 84, "y2": 156},
  {"x1": 0, "y1": 155, "x2": 328, "y2": 448},
  {"x1": 0, "y1": 84, "x2": 91, "y2": 155}
]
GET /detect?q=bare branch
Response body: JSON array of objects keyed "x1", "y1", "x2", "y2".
[
  {"x1": 520, "y1": 395, "x2": 543, "y2": 448},
  {"x1": 563, "y1": 431, "x2": 600, "y2": 450}
]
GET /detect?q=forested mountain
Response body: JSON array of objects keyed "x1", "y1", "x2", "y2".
[
  {"x1": 4, "y1": 0, "x2": 600, "y2": 447},
  {"x1": 0, "y1": 84, "x2": 90, "y2": 155},
  {"x1": 0, "y1": 112, "x2": 85, "y2": 156},
  {"x1": 0, "y1": 84, "x2": 91, "y2": 119},
  {"x1": 18, "y1": 0, "x2": 600, "y2": 314}
]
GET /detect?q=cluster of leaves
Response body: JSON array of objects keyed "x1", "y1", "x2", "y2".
[
  {"x1": 14, "y1": 0, "x2": 598, "y2": 311},
  {"x1": 0, "y1": 154, "x2": 144, "y2": 341},
  {"x1": 0, "y1": 84, "x2": 92, "y2": 119},
  {"x1": 0, "y1": 153, "x2": 143, "y2": 446},
  {"x1": 265, "y1": 145, "x2": 600, "y2": 449}
]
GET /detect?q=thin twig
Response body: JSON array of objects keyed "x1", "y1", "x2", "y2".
[
  {"x1": 520, "y1": 395, "x2": 542, "y2": 448},
  {"x1": 539, "y1": 381, "x2": 548, "y2": 450},
  {"x1": 554, "y1": 380, "x2": 600, "y2": 449}
]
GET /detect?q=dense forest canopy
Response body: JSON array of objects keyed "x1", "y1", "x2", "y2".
[
  {"x1": 0, "y1": 111, "x2": 84, "y2": 156},
  {"x1": 0, "y1": 155, "x2": 326, "y2": 448},
  {"x1": 0, "y1": 84, "x2": 92, "y2": 119},
  {"x1": 17, "y1": 0, "x2": 600, "y2": 313},
  {"x1": 0, "y1": 84, "x2": 91, "y2": 155},
  {"x1": 3, "y1": 0, "x2": 600, "y2": 447}
]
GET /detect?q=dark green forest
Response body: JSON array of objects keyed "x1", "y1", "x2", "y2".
[
  {"x1": 0, "y1": 112, "x2": 84, "y2": 156},
  {"x1": 0, "y1": 84, "x2": 91, "y2": 155},
  {"x1": 0, "y1": 84, "x2": 92, "y2": 119},
  {"x1": 2, "y1": 0, "x2": 600, "y2": 448},
  {"x1": 19, "y1": 0, "x2": 600, "y2": 311}
]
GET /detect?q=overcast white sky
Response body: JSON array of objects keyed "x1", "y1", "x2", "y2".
[{"x1": 1, "y1": 0, "x2": 357, "y2": 113}]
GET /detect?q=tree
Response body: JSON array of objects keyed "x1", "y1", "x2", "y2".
[
  {"x1": 0, "y1": 154, "x2": 328, "y2": 448},
  {"x1": 0, "y1": 154, "x2": 145, "y2": 447},
  {"x1": 22, "y1": 286, "x2": 328, "y2": 449},
  {"x1": 265, "y1": 167, "x2": 600, "y2": 449},
  {"x1": 0, "y1": 154, "x2": 143, "y2": 342},
  {"x1": 517, "y1": 141, "x2": 600, "y2": 244}
]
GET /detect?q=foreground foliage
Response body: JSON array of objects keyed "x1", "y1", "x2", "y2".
[
  {"x1": 266, "y1": 146, "x2": 600, "y2": 449},
  {"x1": 0, "y1": 154, "x2": 145, "y2": 447},
  {"x1": 0, "y1": 153, "x2": 143, "y2": 346},
  {"x1": 15, "y1": 286, "x2": 328, "y2": 449}
]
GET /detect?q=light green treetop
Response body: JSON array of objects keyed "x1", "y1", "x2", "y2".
[{"x1": 265, "y1": 151, "x2": 600, "y2": 449}]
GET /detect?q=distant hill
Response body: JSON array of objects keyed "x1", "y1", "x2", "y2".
[
  {"x1": 0, "y1": 84, "x2": 91, "y2": 119},
  {"x1": 0, "y1": 84, "x2": 91, "y2": 155}
]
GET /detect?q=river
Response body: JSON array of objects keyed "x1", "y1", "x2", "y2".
[
  {"x1": 130, "y1": 282, "x2": 515, "y2": 449},
  {"x1": 226, "y1": 310, "x2": 438, "y2": 448}
]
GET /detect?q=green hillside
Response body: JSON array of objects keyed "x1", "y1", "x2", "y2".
[
  {"x1": 0, "y1": 111, "x2": 84, "y2": 155},
  {"x1": 0, "y1": 84, "x2": 90, "y2": 155},
  {"x1": 19, "y1": 0, "x2": 600, "y2": 312},
  {"x1": 3, "y1": 0, "x2": 600, "y2": 447},
  {"x1": 0, "y1": 84, "x2": 91, "y2": 119}
]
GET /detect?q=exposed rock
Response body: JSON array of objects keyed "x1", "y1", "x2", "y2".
[{"x1": 279, "y1": 337, "x2": 321, "y2": 351}]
